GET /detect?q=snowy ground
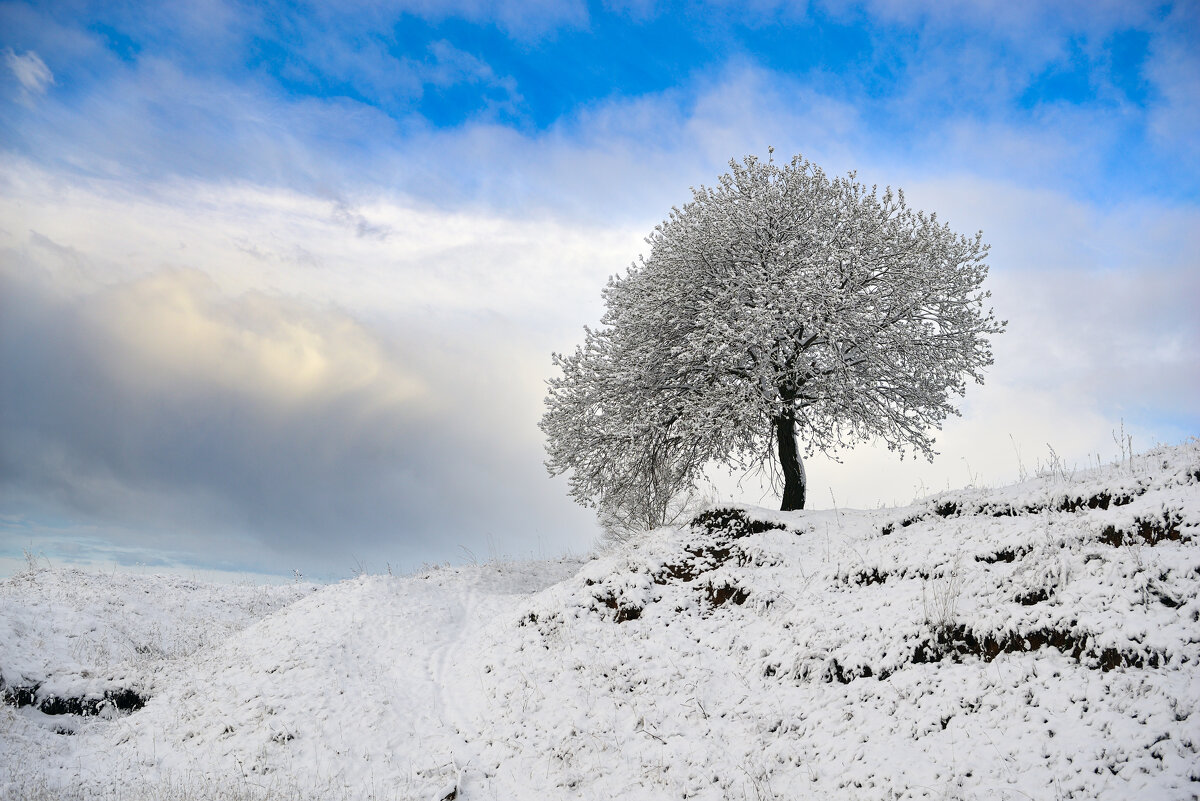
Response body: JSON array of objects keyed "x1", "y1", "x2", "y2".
[{"x1": 2, "y1": 442, "x2": 1198, "y2": 800}]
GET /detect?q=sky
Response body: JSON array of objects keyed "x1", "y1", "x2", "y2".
[{"x1": 1, "y1": 0, "x2": 1197, "y2": 581}]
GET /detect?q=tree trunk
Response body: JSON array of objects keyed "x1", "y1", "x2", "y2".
[{"x1": 775, "y1": 408, "x2": 806, "y2": 511}]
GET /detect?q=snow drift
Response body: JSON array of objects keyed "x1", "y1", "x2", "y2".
[{"x1": 3, "y1": 442, "x2": 1198, "y2": 800}]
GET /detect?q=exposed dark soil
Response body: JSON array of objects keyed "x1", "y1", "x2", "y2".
[
  {"x1": 654, "y1": 508, "x2": 787, "y2": 584},
  {"x1": 0, "y1": 678, "x2": 147, "y2": 718},
  {"x1": 690, "y1": 508, "x2": 787, "y2": 537},
  {"x1": 1057, "y1": 491, "x2": 1136, "y2": 513},
  {"x1": 822, "y1": 658, "x2": 889, "y2": 684},
  {"x1": 975, "y1": 547, "x2": 1027, "y2": 564},
  {"x1": 1099, "y1": 511, "x2": 1187, "y2": 546},
  {"x1": 912, "y1": 624, "x2": 1164, "y2": 672},
  {"x1": 790, "y1": 619, "x2": 1172, "y2": 685},
  {"x1": 1014, "y1": 587, "x2": 1053, "y2": 605},
  {"x1": 881, "y1": 488, "x2": 1151, "y2": 535},
  {"x1": 595, "y1": 592, "x2": 643, "y2": 622},
  {"x1": 592, "y1": 509, "x2": 781, "y2": 622},
  {"x1": 882, "y1": 504, "x2": 959, "y2": 534},
  {"x1": 705, "y1": 583, "x2": 749, "y2": 607},
  {"x1": 850, "y1": 567, "x2": 890, "y2": 586},
  {"x1": 934, "y1": 502, "x2": 960, "y2": 518},
  {"x1": 1151, "y1": 584, "x2": 1183, "y2": 608}
]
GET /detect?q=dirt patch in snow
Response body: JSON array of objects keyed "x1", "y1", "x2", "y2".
[
  {"x1": 0, "y1": 678, "x2": 146, "y2": 718},
  {"x1": 595, "y1": 591, "x2": 643, "y2": 622},
  {"x1": 881, "y1": 488, "x2": 1155, "y2": 535},
  {"x1": 1099, "y1": 510, "x2": 1187, "y2": 546},
  {"x1": 690, "y1": 507, "x2": 788, "y2": 537},
  {"x1": 912, "y1": 624, "x2": 1166, "y2": 673},
  {"x1": 704, "y1": 582, "x2": 749, "y2": 607},
  {"x1": 654, "y1": 508, "x2": 786, "y2": 583}
]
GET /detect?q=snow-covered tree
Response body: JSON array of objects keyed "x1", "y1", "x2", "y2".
[
  {"x1": 541, "y1": 326, "x2": 708, "y2": 539},
  {"x1": 541, "y1": 152, "x2": 1004, "y2": 520}
]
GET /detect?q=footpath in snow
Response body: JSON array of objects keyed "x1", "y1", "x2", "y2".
[{"x1": 2, "y1": 441, "x2": 1199, "y2": 800}]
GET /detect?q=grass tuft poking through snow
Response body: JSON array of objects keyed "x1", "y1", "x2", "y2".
[{"x1": 3, "y1": 441, "x2": 1199, "y2": 799}]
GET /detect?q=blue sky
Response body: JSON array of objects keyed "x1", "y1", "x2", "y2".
[
  {"x1": 5, "y1": 1, "x2": 1196, "y2": 209},
  {"x1": 1, "y1": 1, "x2": 1198, "y2": 580}
]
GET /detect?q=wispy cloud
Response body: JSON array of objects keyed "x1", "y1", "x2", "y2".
[
  {"x1": 4, "y1": 48, "x2": 54, "y2": 103},
  {"x1": 298, "y1": 0, "x2": 589, "y2": 42},
  {"x1": 424, "y1": 39, "x2": 518, "y2": 93},
  {"x1": 1144, "y1": 3, "x2": 1200, "y2": 169}
]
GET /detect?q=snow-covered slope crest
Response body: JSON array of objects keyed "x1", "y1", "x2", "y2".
[
  {"x1": 452, "y1": 440, "x2": 1200, "y2": 799},
  {"x1": 3, "y1": 441, "x2": 1199, "y2": 800}
]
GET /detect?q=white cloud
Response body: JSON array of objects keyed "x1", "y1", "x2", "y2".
[
  {"x1": 833, "y1": 0, "x2": 1155, "y2": 40},
  {"x1": 0, "y1": 161, "x2": 640, "y2": 570},
  {"x1": 84, "y1": 269, "x2": 426, "y2": 407},
  {"x1": 2, "y1": 20, "x2": 1197, "y2": 568},
  {"x1": 1144, "y1": 3, "x2": 1200, "y2": 160},
  {"x1": 393, "y1": 0, "x2": 589, "y2": 40},
  {"x1": 424, "y1": 40, "x2": 506, "y2": 88},
  {"x1": 0, "y1": 158, "x2": 642, "y2": 328},
  {"x1": 294, "y1": 0, "x2": 588, "y2": 43},
  {"x1": 2, "y1": 154, "x2": 1195, "y2": 562},
  {"x1": 4, "y1": 48, "x2": 54, "y2": 102}
]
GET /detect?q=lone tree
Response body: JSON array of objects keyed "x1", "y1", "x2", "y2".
[{"x1": 541, "y1": 152, "x2": 1004, "y2": 526}]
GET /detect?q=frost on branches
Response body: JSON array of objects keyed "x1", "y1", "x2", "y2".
[{"x1": 541, "y1": 152, "x2": 1004, "y2": 529}]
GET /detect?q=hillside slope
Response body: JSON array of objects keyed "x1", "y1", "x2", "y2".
[{"x1": 3, "y1": 442, "x2": 1198, "y2": 800}]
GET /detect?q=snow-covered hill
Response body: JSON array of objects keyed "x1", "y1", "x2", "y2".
[{"x1": 3, "y1": 442, "x2": 1199, "y2": 800}]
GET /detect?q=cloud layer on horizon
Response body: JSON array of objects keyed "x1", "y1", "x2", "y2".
[
  {"x1": 0, "y1": 0, "x2": 1197, "y2": 575},
  {"x1": 2, "y1": 160, "x2": 1196, "y2": 574}
]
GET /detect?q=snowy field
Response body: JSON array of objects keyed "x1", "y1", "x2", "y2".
[{"x1": 2, "y1": 442, "x2": 1198, "y2": 800}]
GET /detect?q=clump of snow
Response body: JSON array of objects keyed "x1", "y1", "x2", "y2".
[{"x1": 3, "y1": 442, "x2": 1198, "y2": 799}]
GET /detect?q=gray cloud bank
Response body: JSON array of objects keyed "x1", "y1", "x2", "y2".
[
  {"x1": 2, "y1": 155, "x2": 1198, "y2": 577},
  {"x1": 0, "y1": 259, "x2": 596, "y2": 573}
]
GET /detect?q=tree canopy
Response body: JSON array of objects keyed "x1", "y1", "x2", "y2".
[{"x1": 541, "y1": 152, "x2": 1004, "y2": 530}]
